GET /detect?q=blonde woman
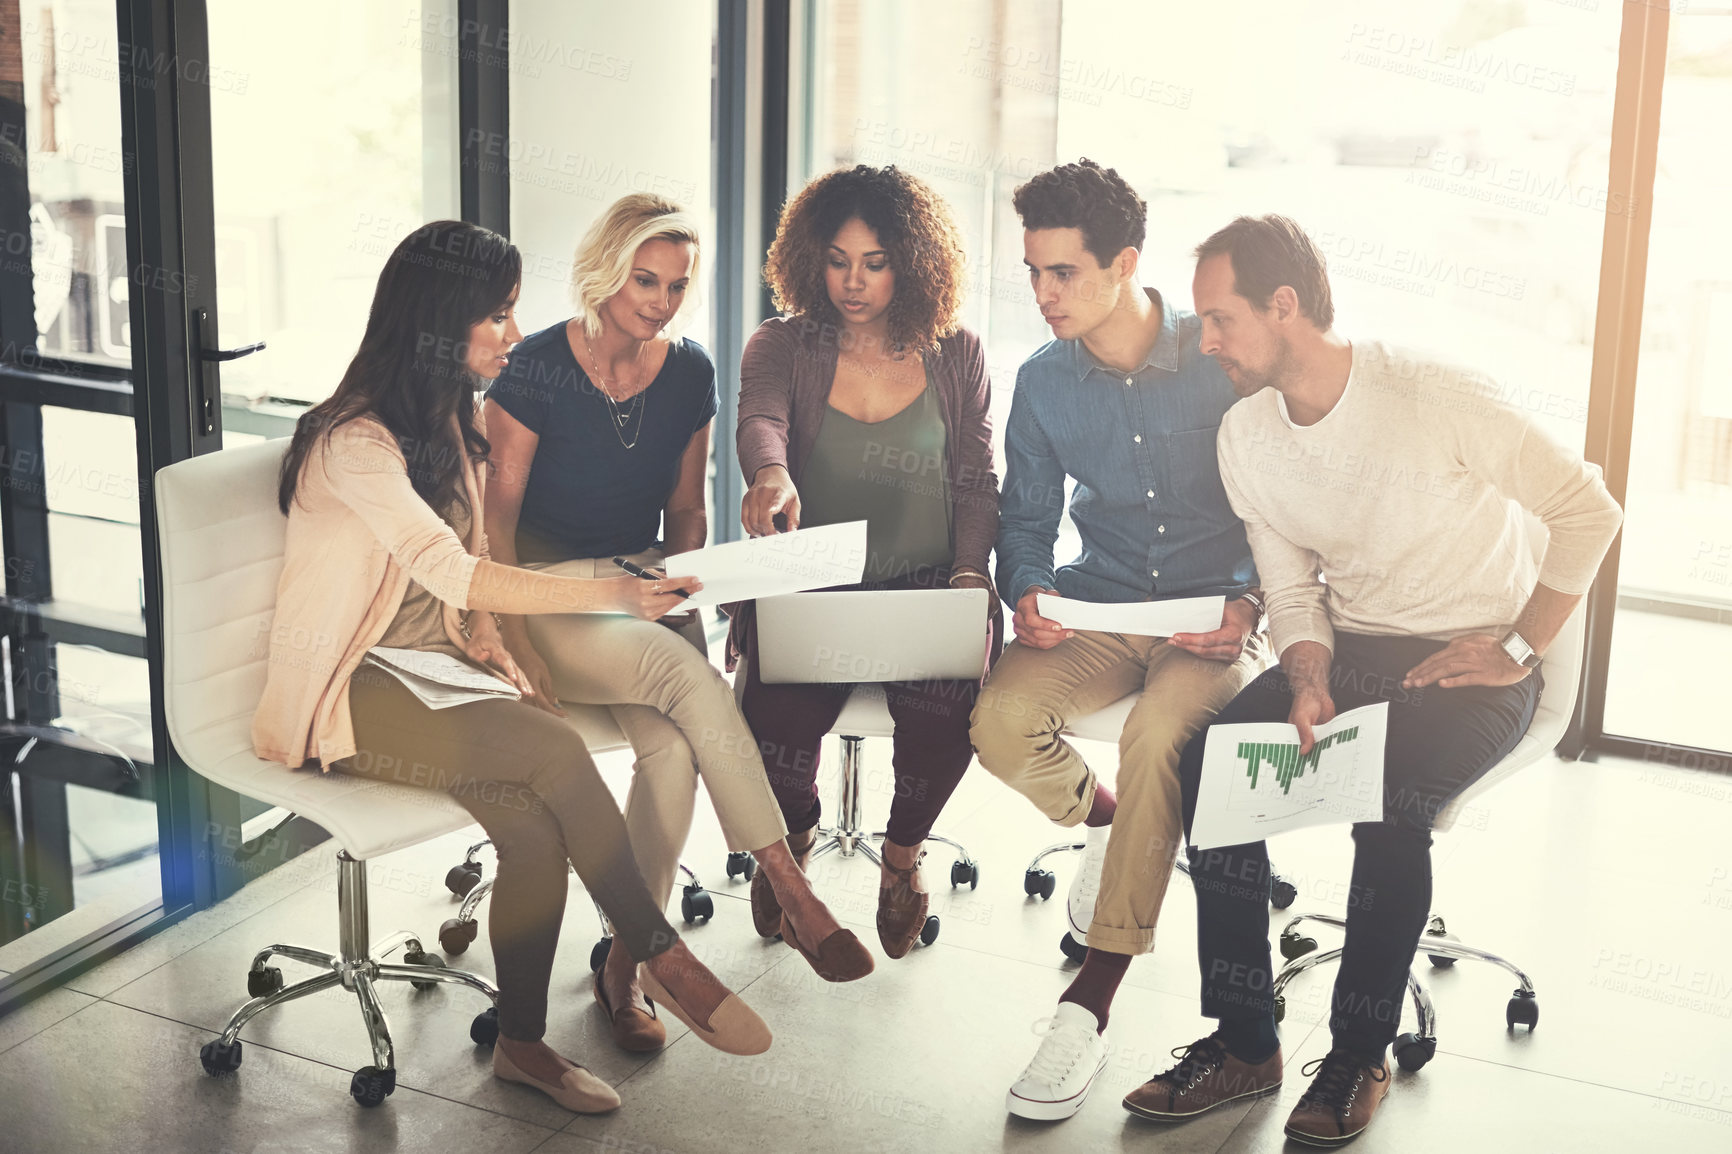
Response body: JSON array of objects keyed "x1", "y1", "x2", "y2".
[{"x1": 482, "y1": 195, "x2": 872, "y2": 1054}]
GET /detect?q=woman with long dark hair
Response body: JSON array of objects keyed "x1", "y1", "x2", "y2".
[{"x1": 254, "y1": 221, "x2": 769, "y2": 1117}]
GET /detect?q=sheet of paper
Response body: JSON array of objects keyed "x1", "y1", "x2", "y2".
[
  {"x1": 1189, "y1": 702, "x2": 1388, "y2": 850},
  {"x1": 665, "y1": 521, "x2": 868, "y2": 607},
  {"x1": 1036, "y1": 592, "x2": 1225, "y2": 637},
  {"x1": 364, "y1": 647, "x2": 521, "y2": 710}
]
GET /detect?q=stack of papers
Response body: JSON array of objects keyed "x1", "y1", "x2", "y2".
[{"x1": 363, "y1": 646, "x2": 521, "y2": 710}]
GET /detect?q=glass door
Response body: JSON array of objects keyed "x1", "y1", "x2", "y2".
[{"x1": 1598, "y1": 6, "x2": 1732, "y2": 759}]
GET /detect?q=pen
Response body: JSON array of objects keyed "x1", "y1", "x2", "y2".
[{"x1": 612, "y1": 556, "x2": 690, "y2": 599}]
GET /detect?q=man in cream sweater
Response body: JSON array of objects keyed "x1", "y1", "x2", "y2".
[{"x1": 1116, "y1": 215, "x2": 1622, "y2": 1147}]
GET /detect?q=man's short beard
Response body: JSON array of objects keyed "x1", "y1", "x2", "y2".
[{"x1": 1234, "y1": 340, "x2": 1295, "y2": 397}]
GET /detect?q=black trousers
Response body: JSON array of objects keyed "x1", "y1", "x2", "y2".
[{"x1": 1177, "y1": 632, "x2": 1541, "y2": 1055}]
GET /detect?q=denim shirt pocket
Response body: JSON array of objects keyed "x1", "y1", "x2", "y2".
[{"x1": 1161, "y1": 426, "x2": 1233, "y2": 520}]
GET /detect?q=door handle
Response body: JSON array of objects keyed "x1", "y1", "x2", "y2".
[{"x1": 189, "y1": 308, "x2": 266, "y2": 435}]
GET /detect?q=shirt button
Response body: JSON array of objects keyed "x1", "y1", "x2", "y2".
[
  {"x1": 1158, "y1": 524, "x2": 1166, "y2": 533},
  {"x1": 1124, "y1": 376, "x2": 1134, "y2": 386},
  {"x1": 1152, "y1": 569, "x2": 1160, "y2": 578},
  {"x1": 1146, "y1": 489, "x2": 1155, "y2": 499},
  {"x1": 1133, "y1": 434, "x2": 1143, "y2": 443}
]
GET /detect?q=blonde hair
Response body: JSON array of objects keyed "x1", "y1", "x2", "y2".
[{"x1": 570, "y1": 193, "x2": 703, "y2": 339}]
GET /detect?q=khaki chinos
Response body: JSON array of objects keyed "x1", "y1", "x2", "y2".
[{"x1": 971, "y1": 628, "x2": 1269, "y2": 955}]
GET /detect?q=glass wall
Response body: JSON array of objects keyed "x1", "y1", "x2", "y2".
[
  {"x1": 807, "y1": 0, "x2": 1622, "y2": 568},
  {"x1": 0, "y1": 0, "x2": 460, "y2": 973},
  {"x1": 1601, "y1": 7, "x2": 1732, "y2": 754}
]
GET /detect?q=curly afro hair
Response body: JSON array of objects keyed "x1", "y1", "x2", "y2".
[
  {"x1": 763, "y1": 165, "x2": 966, "y2": 353},
  {"x1": 1012, "y1": 158, "x2": 1147, "y2": 267}
]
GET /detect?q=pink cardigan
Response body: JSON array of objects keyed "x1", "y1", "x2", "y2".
[{"x1": 252, "y1": 415, "x2": 487, "y2": 769}]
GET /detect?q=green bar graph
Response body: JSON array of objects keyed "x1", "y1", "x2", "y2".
[{"x1": 1237, "y1": 727, "x2": 1361, "y2": 795}]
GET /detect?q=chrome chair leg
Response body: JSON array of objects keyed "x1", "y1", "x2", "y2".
[
  {"x1": 200, "y1": 848, "x2": 502, "y2": 1105},
  {"x1": 217, "y1": 970, "x2": 345, "y2": 1045}
]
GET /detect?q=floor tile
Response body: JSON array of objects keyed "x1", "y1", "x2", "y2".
[
  {"x1": 0, "y1": 984, "x2": 96, "y2": 1056},
  {"x1": 0, "y1": 999, "x2": 557, "y2": 1154}
]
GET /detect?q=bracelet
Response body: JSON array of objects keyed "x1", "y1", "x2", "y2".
[
  {"x1": 948, "y1": 566, "x2": 991, "y2": 588},
  {"x1": 1236, "y1": 589, "x2": 1266, "y2": 622}
]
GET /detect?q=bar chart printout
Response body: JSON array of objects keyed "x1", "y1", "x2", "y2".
[{"x1": 1190, "y1": 702, "x2": 1389, "y2": 850}]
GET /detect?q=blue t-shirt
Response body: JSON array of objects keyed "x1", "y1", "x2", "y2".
[{"x1": 487, "y1": 322, "x2": 718, "y2": 562}]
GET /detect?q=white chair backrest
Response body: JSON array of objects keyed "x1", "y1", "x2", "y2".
[{"x1": 154, "y1": 439, "x2": 294, "y2": 775}]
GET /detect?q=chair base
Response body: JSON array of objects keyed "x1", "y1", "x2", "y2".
[
  {"x1": 802, "y1": 734, "x2": 980, "y2": 948},
  {"x1": 200, "y1": 849, "x2": 500, "y2": 1107},
  {"x1": 438, "y1": 841, "x2": 712, "y2": 964},
  {"x1": 1271, "y1": 912, "x2": 1538, "y2": 1072}
]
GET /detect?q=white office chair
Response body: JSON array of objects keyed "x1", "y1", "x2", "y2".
[
  {"x1": 1021, "y1": 693, "x2": 1301, "y2": 963},
  {"x1": 157, "y1": 438, "x2": 501, "y2": 1107},
  {"x1": 1271, "y1": 517, "x2": 1583, "y2": 1072}
]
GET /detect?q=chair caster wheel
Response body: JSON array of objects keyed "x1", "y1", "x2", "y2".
[
  {"x1": 1269, "y1": 874, "x2": 1298, "y2": 910},
  {"x1": 1025, "y1": 868, "x2": 1056, "y2": 900},
  {"x1": 1058, "y1": 931, "x2": 1087, "y2": 963},
  {"x1": 470, "y1": 1006, "x2": 500, "y2": 1047},
  {"x1": 246, "y1": 965, "x2": 283, "y2": 998},
  {"x1": 1506, "y1": 989, "x2": 1539, "y2": 1031},
  {"x1": 920, "y1": 915, "x2": 941, "y2": 946},
  {"x1": 589, "y1": 936, "x2": 612, "y2": 973},
  {"x1": 681, "y1": 885, "x2": 714, "y2": 924},
  {"x1": 403, "y1": 949, "x2": 444, "y2": 990},
  {"x1": 1424, "y1": 917, "x2": 1460, "y2": 967},
  {"x1": 199, "y1": 1037, "x2": 243, "y2": 1076},
  {"x1": 439, "y1": 917, "x2": 479, "y2": 956},
  {"x1": 725, "y1": 851, "x2": 756, "y2": 881},
  {"x1": 1273, "y1": 994, "x2": 1286, "y2": 1024},
  {"x1": 1279, "y1": 930, "x2": 1318, "y2": 960},
  {"x1": 445, "y1": 862, "x2": 482, "y2": 897},
  {"x1": 951, "y1": 860, "x2": 980, "y2": 889},
  {"x1": 1393, "y1": 1032, "x2": 1437, "y2": 1072},
  {"x1": 350, "y1": 1065, "x2": 396, "y2": 1107}
]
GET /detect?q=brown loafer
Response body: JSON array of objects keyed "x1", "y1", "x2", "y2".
[
  {"x1": 751, "y1": 828, "x2": 815, "y2": 939},
  {"x1": 781, "y1": 910, "x2": 875, "y2": 982},
  {"x1": 876, "y1": 846, "x2": 929, "y2": 959},
  {"x1": 1123, "y1": 1032, "x2": 1282, "y2": 1120},
  {"x1": 593, "y1": 971, "x2": 666, "y2": 1053}
]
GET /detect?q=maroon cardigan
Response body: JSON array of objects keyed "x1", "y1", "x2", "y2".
[{"x1": 725, "y1": 314, "x2": 1001, "y2": 669}]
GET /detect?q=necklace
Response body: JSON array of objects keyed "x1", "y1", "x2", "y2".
[{"x1": 584, "y1": 333, "x2": 648, "y2": 450}]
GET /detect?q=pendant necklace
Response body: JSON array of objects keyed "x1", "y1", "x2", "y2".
[{"x1": 584, "y1": 333, "x2": 647, "y2": 450}]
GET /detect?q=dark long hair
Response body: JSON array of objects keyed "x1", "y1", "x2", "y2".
[{"x1": 277, "y1": 220, "x2": 521, "y2": 514}]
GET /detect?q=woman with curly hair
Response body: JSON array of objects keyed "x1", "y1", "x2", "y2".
[{"x1": 731, "y1": 165, "x2": 1002, "y2": 960}]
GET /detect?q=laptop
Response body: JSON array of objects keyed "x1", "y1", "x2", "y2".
[{"x1": 755, "y1": 588, "x2": 992, "y2": 684}]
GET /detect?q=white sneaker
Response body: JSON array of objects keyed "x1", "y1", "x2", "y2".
[
  {"x1": 1005, "y1": 1001, "x2": 1110, "y2": 1120},
  {"x1": 1066, "y1": 823, "x2": 1110, "y2": 940}
]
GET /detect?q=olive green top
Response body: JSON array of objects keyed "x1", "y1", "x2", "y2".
[
  {"x1": 799, "y1": 369, "x2": 953, "y2": 583},
  {"x1": 376, "y1": 497, "x2": 470, "y2": 658}
]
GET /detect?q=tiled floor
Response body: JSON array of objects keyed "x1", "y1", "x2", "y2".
[{"x1": 2, "y1": 742, "x2": 1731, "y2": 1153}]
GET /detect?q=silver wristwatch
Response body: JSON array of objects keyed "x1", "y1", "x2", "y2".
[{"x1": 1499, "y1": 630, "x2": 1542, "y2": 669}]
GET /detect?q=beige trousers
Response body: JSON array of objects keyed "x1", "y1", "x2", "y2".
[
  {"x1": 970, "y1": 628, "x2": 1270, "y2": 955},
  {"x1": 523, "y1": 549, "x2": 787, "y2": 905}
]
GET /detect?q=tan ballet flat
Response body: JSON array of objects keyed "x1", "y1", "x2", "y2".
[
  {"x1": 493, "y1": 1044, "x2": 620, "y2": 1114},
  {"x1": 638, "y1": 968, "x2": 772, "y2": 1056},
  {"x1": 593, "y1": 970, "x2": 667, "y2": 1053},
  {"x1": 781, "y1": 911, "x2": 876, "y2": 982}
]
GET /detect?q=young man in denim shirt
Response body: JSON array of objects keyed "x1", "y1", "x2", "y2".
[{"x1": 972, "y1": 160, "x2": 1270, "y2": 1121}]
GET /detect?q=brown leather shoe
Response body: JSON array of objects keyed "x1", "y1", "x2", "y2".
[
  {"x1": 781, "y1": 910, "x2": 875, "y2": 982},
  {"x1": 876, "y1": 843, "x2": 929, "y2": 959},
  {"x1": 1123, "y1": 1033, "x2": 1282, "y2": 1120},
  {"x1": 592, "y1": 970, "x2": 666, "y2": 1053},
  {"x1": 751, "y1": 828, "x2": 815, "y2": 939},
  {"x1": 1283, "y1": 1049, "x2": 1391, "y2": 1146}
]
